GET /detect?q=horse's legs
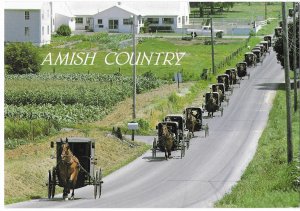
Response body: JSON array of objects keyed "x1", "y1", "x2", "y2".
[{"x1": 164, "y1": 147, "x2": 168, "y2": 160}]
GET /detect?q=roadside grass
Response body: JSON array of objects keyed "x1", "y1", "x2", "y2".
[
  {"x1": 215, "y1": 87, "x2": 300, "y2": 208},
  {"x1": 208, "y1": 2, "x2": 286, "y2": 20},
  {"x1": 256, "y1": 19, "x2": 279, "y2": 36},
  {"x1": 4, "y1": 129, "x2": 150, "y2": 205}
]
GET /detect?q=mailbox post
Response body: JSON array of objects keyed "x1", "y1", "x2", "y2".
[{"x1": 128, "y1": 122, "x2": 139, "y2": 141}]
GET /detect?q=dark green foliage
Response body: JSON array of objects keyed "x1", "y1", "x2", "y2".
[
  {"x1": 274, "y1": 19, "x2": 299, "y2": 70},
  {"x1": 4, "y1": 42, "x2": 41, "y2": 74},
  {"x1": 56, "y1": 24, "x2": 71, "y2": 36}
]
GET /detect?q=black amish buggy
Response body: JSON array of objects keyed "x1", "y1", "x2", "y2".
[
  {"x1": 152, "y1": 121, "x2": 186, "y2": 159},
  {"x1": 46, "y1": 137, "x2": 103, "y2": 200},
  {"x1": 236, "y1": 62, "x2": 249, "y2": 79},
  {"x1": 217, "y1": 74, "x2": 230, "y2": 91},
  {"x1": 184, "y1": 107, "x2": 209, "y2": 137},
  {"x1": 260, "y1": 41, "x2": 269, "y2": 52},
  {"x1": 203, "y1": 92, "x2": 223, "y2": 117},
  {"x1": 244, "y1": 52, "x2": 256, "y2": 67},
  {"x1": 263, "y1": 35, "x2": 272, "y2": 47},
  {"x1": 211, "y1": 83, "x2": 226, "y2": 102},
  {"x1": 274, "y1": 27, "x2": 282, "y2": 38},
  {"x1": 252, "y1": 49, "x2": 262, "y2": 63}
]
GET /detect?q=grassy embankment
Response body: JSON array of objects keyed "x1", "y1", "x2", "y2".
[
  {"x1": 215, "y1": 87, "x2": 300, "y2": 207},
  {"x1": 4, "y1": 35, "x2": 262, "y2": 204}
]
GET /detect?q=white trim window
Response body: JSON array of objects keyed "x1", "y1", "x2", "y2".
[
  {"x1": 147, "y1": 18, "x2": 159, "y2": 24},
  {"x1": 123, "y1": 18, "x2": 132, "y2": 25},
  {"x1": 162, "y1": 18, "x2": 174, "y2": 24},
  {"x1": 75, "y1": 17, "x2": 83, "y2": 24},
  {"x1": 25, "y1": 27, "x2": 30, "y2": 36},
  {"x1": 25, "y1": 11, "x2": 30, "y2": 20},
  {"x1": 109, "y1": 19, "x2": 118, "y2": 30}
]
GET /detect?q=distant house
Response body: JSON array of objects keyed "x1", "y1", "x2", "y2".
[
  {"x1": 55, "y1": 1, "x2": 190, "y2": 33},
  {"x1": 4, "y1": 1, "x2": 52, "y2": 46},
  {"x1": 93, "y1": 1, "x2": 190, "y2": 33},
  {"x1": 52, "y1": 1, "x2": 76, "y2": 32},
  {"x1": 93, "y1": 4, "x2": 142, "y2": 33}
]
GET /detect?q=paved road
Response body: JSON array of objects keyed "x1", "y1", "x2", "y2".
[{"x1": 8, "y1": 49, "x2": 284, "y2": 208}]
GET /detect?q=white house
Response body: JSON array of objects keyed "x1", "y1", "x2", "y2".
[
  {"x1": 4, "y1": 1, "x2": 52, "y2": 46},
  {"x1": 93, "y1": 1, "x2": 190, "y2": 33},
  {"x1": 56, "y1": 1, "x2": 190, "y2": 33},
  {"x1": 93, "y1": 4, "x2": 143, "y2": 33},
  {"x1": 52, "y1": 1, "x2": 76, "y2": 32}
]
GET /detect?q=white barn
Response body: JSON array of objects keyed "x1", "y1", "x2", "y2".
[{"x1": 4, "y1": 1, "x2": 52, "y2": 46}]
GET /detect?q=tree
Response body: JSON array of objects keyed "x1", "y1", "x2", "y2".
[
  {"x1": 56, "y1": 24, "x2": 71, "y2": 36},
  {"x1": 5, "y1": 42, "x2": 42, "y2": 74},
  {"x1": 274, "y1": 19, "x2": 299, "y2": 69}
]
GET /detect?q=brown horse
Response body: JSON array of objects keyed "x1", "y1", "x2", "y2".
[
  {"x1": 186, "y1": 110, "x2": 197, "y2": 137},
  {"x1": 161, "y1": 125, "x2": 174, "y2": 160},
  {"x1": 58, "y1": 138, "x2": 80, "y2": 200},
  {"x1": 207, "y1": 93, "x2": 217, "y2": 117}
]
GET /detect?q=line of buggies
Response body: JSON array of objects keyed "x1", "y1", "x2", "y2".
[
  {"x1": 244, "y1": 35, "x2": 272, "y2": 67},
  {"x1": 152, "y1": 107, "x2": 209, "y2": 160}
]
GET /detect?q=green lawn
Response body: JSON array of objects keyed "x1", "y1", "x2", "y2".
[
  {"x1": 191, "y1": 2, "x2": 291, "y2": 20},
  {"x1": 215, "y1": 87, "x2": 300, "y2": 208},
  {"x1": 40, "y1": 36, "x2": 260, "y2": 80}
]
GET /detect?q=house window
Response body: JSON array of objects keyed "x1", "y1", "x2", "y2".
[
  {"x1": 162, "y1": 18, "x2": 174, "y2": 24},
  {"x1": 98, "y1": 19, "x2": 102, "y2": 24},
  {"x1": 47, "y1": 25, "x2": 50, "y2": 34},
  {"x1": 42, "y1": 26, "x2": 44, "y2": 35},
  {"x1": 98, "y1": 25, "x2": 103, "y2": 28},
  {"x1": 25, "y1": 27, "x2": 29, "y2": 36},
  {"x1": 75, "y1": 17, "x2": 83, "y2": 24},
  {"x1": 147, "y1": 18, "x2": 159, "y2": 24},
  {"x1": 25, "y1": 11, "x2": 30, "y2": 20},
  {"x1": 109, "y1": 19, "x2": 118, "y2": 29},
  {"x1": 178, "y1": 17, "x2": 181, "y2": 24},
  {"x1": 123, "y1": 18, "x2": 132, "y2": 25},
  {"x1": 86, "y1": 18, "x2": 92, "y2": 24}
]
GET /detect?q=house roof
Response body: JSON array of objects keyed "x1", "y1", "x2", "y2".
[
  {"x1": 52, "y1": 1, "x2": 75, "y2": 17},
  {"x1": 58, "y1": 0, "x2": 190, "y2": 16},
  {"x1": 4, "y1": 1, "x2": 45, "y2": 10}
]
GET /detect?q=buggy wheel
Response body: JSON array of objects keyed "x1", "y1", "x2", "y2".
[
  {"x1": 186, "y1": 136, "x2": 190, "y2": 150},
  {"x1": 180, "y1": 140, "x2": 185, "y2": 159},
  {"x1": 94, "y1": 170, "x2": 98, "y2": 199},
  {"x1": 204, "y1": 123, "x2": 209, "y2": 137},
  {"x1": 47, "y1": 170, "x2": 52, "y2": 199},
  {"x1": 51, "y1": 167, "x2": 56, "y2": 198},
  {"x1": 98, "y1": 168, "x2": 102, "y2": 198},
  {"x1": 152, "y1": 138, "x2": 157, "y2": 158}
]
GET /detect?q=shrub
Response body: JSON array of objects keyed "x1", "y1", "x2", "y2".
[
  {"x1": 5, "y1": 42, "x2": 41, "y2": 74},
  {"x1": 56, "y1": 24, "x2": 71, "y2": 36}
]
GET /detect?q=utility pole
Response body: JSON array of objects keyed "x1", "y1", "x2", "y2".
[
  {"x1": 132, "y1": 15, "x2": 137, "y2": 141},
  {"x1": 282, "y1": 2, "x2": 293, "y2": 163},
  {"x1": 293, "y1": 2, "x2": 298, "y2": 112},
  {"x1": 210, "y1": 17, "x2": 215, "y2": 75},
  {"x1": 265, "y1": 2, "x2": 267, "y2": 20}
]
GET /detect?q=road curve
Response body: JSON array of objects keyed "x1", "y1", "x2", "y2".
[{"x1": 7, "y1": 49, "x2": 284, "y2": 208}]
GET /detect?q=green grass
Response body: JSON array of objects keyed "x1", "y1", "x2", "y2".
[
  {"x1": 39, "y1": 37, "x2": 258, "y2": 81},
  {"x1": 256, "y1": 19, "x2": 280, "y2": 36},
  {"x1": 215, "y1": 86, "x2": 300, "y2": 208},
  {"x1": 198, "y1": 2, "x2": 289, "y2": 20}
]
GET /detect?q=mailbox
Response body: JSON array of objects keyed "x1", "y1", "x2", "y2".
[{"x1": 128, "y1": 122, "x2": 139, "y2": 130}]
